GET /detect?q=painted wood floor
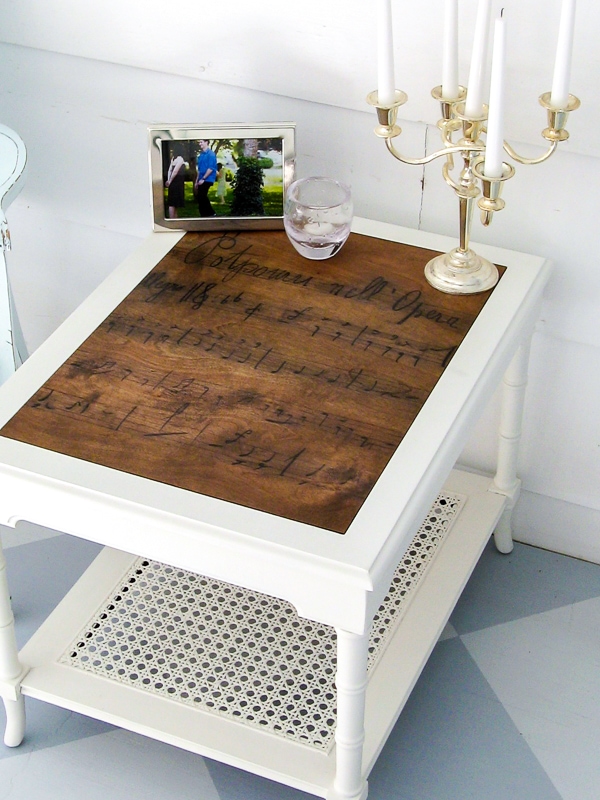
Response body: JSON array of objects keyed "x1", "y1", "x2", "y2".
[{"x1": 2, "y1": 524, "x2": 599, "y2": 800}]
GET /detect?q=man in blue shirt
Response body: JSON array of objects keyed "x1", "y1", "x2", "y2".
[{"x1": 195, "y1": 139, "x2": 218, "y2": 217}]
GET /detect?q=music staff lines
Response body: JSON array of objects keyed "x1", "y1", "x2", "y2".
[
  {"x1": 100, "y1": 315, "x2": 428, "y2": 404},
  {"x1": 65, "y1": 358, "x2": 401, "y2": 453},
  {"x1": 25, "y1": 385, "x2": 382, "y2": 492},
  {"x1": 139, "y1": 269, "x2": 458, "y2": 369}
]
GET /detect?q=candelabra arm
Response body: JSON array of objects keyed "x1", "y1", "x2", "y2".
[
  {"x1": 503, "y1": 139, "x2": 558, "y2": 165},
  {"x1": 367, "y1": 90, "x2": 485, "y2": 167},
  {"x1": 385, "y1": 138, "x2": 483, "y2": 167},
  {"x1": 442, "y1": 160, "x2": 463, "y2": 193}
]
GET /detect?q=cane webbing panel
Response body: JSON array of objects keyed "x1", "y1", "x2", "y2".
[{"x1": 61, "y1": 492, "x2": 464, "y2": 751}]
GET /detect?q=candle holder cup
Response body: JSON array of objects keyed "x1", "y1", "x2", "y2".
[
  {"x1": 367, "y1": 90, "x2": 407, "y2": 138},
  {"x1": 453, "y1": 101, "x2": 489, "y2": 144},
  {"x1": 431, "y1": 85, "x2": 467, "y2": 121},
  {"x1": 472, "y1": 158, "x2": 515, "y2": 226},
  {"x1": 539, "y1": 92, "x2": 581, "y2": 141}
]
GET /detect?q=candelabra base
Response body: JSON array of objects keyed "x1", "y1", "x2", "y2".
[{"x1": 424, "y1": 247, "x2": 498, "y2": 294}]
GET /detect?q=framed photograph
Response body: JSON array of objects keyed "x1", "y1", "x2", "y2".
[{"x1": 149, "y1": 123, "x2": 296, "y2": 231}]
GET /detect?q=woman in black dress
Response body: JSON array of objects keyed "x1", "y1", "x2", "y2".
[{"x1": 166, "y1": 152, "x2": 186, "y2": 218}]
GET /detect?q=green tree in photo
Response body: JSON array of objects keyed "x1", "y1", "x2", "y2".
[{"x1": 230, "y1": 156, "x2": 265, "y2": 217}]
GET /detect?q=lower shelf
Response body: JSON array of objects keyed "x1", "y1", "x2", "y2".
[{"x1": 17, "y1": 468, "x2": 505, "y2": 797}]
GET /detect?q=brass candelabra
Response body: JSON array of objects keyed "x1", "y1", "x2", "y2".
[{"x1": 367, "y1": 86, "x2": 580, "y2": 294}]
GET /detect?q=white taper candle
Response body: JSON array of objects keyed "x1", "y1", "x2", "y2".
[
  {"x1": 465, "y1": 0, "x2": 493, "y2": 118},
  {"x1": 377, "y1": 0, "x2": 396, "y2": 106},
  {"x1": 550, "y1": 0, "x2": 576, "y2": 108},
  {"x1": 442, "y1": 0, "x2": 459, "y2": 99},
  {"x1": 484, "y1": 11, "x2": 506, "y2": 178}
]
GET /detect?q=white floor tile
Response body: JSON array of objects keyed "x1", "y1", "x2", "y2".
[
  {"x1": 462, "y1": 596, "x2": 600, "y2": 800},
  {"x1": 1, "y1": 523, "x2": 63, "y2": 550},
  {"x1": 0, "y1": 728, "x2": 222, "y2": 800}
]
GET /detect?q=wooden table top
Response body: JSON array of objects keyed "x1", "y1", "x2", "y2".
[{"x1": 0, "y1": 230, "x2": 499, "y2": 532}]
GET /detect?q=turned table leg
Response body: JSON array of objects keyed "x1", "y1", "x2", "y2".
[
  {"x1": 0, "y1": 536, "x2": 25, "y2": 746},
  {"x1": 492, "y1": 338, "x2": 532, "y2": 554},
  {"x1": 329, "y1": 629, "x2": 369, "y2": 800}
]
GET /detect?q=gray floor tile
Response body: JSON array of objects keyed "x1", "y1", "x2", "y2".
[
  {"x1": 463, "y1": 597, "x2": 600, "y2": 800},
  {"x1": 205, "y1": 759, "x2": 315, "y2": 800},
  {"x1": 1, "y1": 521, "x2": 64, "y2": 550},
  {"x1": 0, "y1": 728, "x2": 221, "y2": 800},
  {"x1": 367, "y1": 638, "x2": 562, "y2": 800},
  {"x1": 5, "y1": 534, "x2": 102, "y2": 648},
  {"x1": 450, "y1": 540, "x2": 600, "y2": 635},
  {"x1": 0, "y1": 699, "x2": 113, "y2": 762}
]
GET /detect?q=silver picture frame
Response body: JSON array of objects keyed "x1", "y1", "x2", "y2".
[{"x1": 149, "y1": 123, "x2": 296, "y2": 231}]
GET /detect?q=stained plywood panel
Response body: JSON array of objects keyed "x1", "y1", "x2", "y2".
[{"x1": 0, "y1": 231, "x2": 498, "y2": 532}]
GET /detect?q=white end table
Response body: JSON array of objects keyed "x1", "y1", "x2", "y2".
[{"x1": 0, "y1": 219, "x2": 550, "y2": 799}]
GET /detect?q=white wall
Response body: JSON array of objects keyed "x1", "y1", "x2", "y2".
[{"x1": 0, "y1": 0, "x2": 598, "y2": 562}]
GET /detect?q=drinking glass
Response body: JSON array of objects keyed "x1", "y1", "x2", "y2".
[{"x1": 283, "y1": 177, "x2": 353, "y2": 260}]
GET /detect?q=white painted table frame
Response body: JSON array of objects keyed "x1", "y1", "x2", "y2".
[{"x1": 0, "y1": 219, "x2": 551, "y2": 800}]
